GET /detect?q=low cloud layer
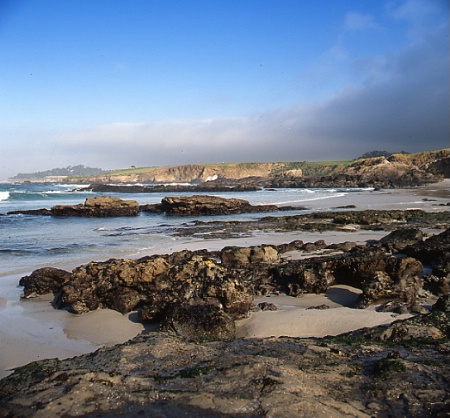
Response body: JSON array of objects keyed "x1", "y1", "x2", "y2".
[{"x1": 47, "y1": 27, "x2": 448, "y2": 171}]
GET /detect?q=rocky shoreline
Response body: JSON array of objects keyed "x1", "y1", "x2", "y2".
[
  {"x1": 1, "y1": 217, "x2": 450, "y2": 416},
  {"x1": 1, "y1": 176, "x2": 450, "y2": 417},
  {"x1": 4, "y1": 195, "x2": 293, "y2": 217},
  {"x1": 1, "y1": 311, "x2": 449, "y2": 418}
]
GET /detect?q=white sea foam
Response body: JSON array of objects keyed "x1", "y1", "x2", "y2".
[
  {"x1": 0, "y1": 191, "x2": 10, "y2": 201},
  {"x1": 271, "y1": 193, "x2": 346, "y2": 206}
]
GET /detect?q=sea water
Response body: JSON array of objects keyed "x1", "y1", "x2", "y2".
[{"x1": 0, "y1": 182, "x2": 372, "y2": 292}]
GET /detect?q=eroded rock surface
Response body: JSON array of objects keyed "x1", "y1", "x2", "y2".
[
  {"x1": 19, "y1": 229, "x2": 450, "y2": 323},
  {"x1": 19, "y1": 267, "x2": 72, "y2": 299},
  {"x1": 1, "y1": 313, "x2": 449, "y2": 418},
  {"x1": 141, "y1": 194, "x2": 279, "y2": 215},
  {"x1": 51, "y1": 196, "x2": 140, "y2": 217}
]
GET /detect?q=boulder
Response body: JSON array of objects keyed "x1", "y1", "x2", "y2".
[
  {"x1": 432, "y1": 295, "x2": 450, "y2": 312},
  {"x1": 379, "y1": 228, "x2": 424, "y2": 252},
  {"x1": 302, "y1": 240, "x2": 327, "y2": 253},
  {"x1": 357, "y1": 257, "x2": 423, "y2": 308},
  {"x1": 220, "y1": 245, "x2": 280, "y2": 268},
  {"x1": 156, "y1": 195, "x2": 278, "y2": 216},
  {"x1": 19, "y1": 267, "x2": 72, "y2": 298},
  {"x1": 163, "y1": 303, "x2": 236, "y2": 340},
  {"x1": 51, "y1": 197, "x2": 140, "y2": 217},
  {"x1": 404, "y1": 228, "x2": 450, "y2": 266},
  {"x1": 423, "y1": 275, "x2": 450, "y2": 295},
  {"x1": 54, "y1": 252, "x2": 253, "y2": 319}
]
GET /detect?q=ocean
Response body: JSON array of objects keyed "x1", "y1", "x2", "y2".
[{"x1": 0, "y1": 182, "x2": 356, "y2": 280}]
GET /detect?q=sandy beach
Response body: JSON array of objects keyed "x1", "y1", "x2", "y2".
[{"x1": 0, "y1": 180, "x2": 449, "y2": 380}]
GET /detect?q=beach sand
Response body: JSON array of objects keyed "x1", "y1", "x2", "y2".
[
  {"x1": 236, "y1": 285, "x2": 413, "y2": 339},
  {"x1": 0, "y1": 180, "x2": 449, "y2": 379}
]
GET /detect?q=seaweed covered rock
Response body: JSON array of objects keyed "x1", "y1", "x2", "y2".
[
  {"x1": 19, "y1": 267, "x2": 72, "y2": 298},
  {"x1": 378, "y1": 228, "x2": 424, "y2": 252},
  {"x1": 2, "y1": 315, "x2": 450, "y2": 418},
  {"x1": 404, "y1": 228, "x2": 450, "y2": 267},
  {"x1": 163, "y1": 303, "x2": 236, "y2": 340},
  {"x1": 432, "y1": 295, "x2": 450, "y2": 312},
  {"x1": 55, "y1": 252, "x2": 253, "y2": 320},
  {"x1": 51, "y1": 196, "x2": 140, "y2": 217},
  {"x1": 156, "y1": 195, "x2": 278, "y2": 215}
]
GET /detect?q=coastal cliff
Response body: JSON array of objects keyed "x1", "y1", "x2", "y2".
[{"x1": 73, "y1": 149, "x2": 449, "y2": 187}]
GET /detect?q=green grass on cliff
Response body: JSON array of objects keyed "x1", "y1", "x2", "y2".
[
  {"x1": 66, "y1": 148, "x2": 449, "y2": 181},
  {"x1": 103, "y1": 160, "x2": 354, "y2": 178}
]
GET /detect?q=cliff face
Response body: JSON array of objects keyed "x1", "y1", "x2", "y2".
[
  {"x1": 73, "y1": 149, "x2": 449, "y2": 185},
  {"x1": 83, "y1": 162, "x2": 298, "y2": 184}
]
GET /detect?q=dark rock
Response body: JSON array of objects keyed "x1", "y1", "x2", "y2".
[
  {"x1": 358, "y1": 271, "x2": 394, "y2": 306},
  {"x1": 378, "y1": 316, "x2": 445, "y2": 342},
  {"x1": 19, "y1": 267, "x2": 72, "y2": 298},
  {"x1": 306, "y1": 304, "x2": 330, "y2": 310},
  {"x1": 154, "y1": 194, "x2": 278, "y2": 216},
  {"x1": 163, "y1": 303, "x2": 236, "y2": 340},
  {"x1": 302, "y1": 240, "x2": 327, "y2": 253},
  {"x1": 357, "y1": 257, "x2": 423, "y2": 308},
  {"x1": 432, "y1": 295, "x2": 450, "y2": 312},
  {"x1": 275, "y1": 240, "x2": 304, "y2": 253},
  {"x1": 423, "y1": 275, "x2": 450, "y2": 295},
  {"x1": 54, "y1": 252, "x2": 253, "y2": 320},
  {"x1": 403, "y1": 228, "x2": 450, "y2": 266},
  {"x1": 333, "y1": 204, "x2": 356, "y2": 209},
  {"x1": 271, "y1": 258, "x2": 336, "y2": 296},
  {"x1": 51, "y1": 197, "x2": 140, "y2": 217},
  {"x1": 378, "y1": 228, "x2": 424, "y2": 252},
  {"x1": 375, "y1": 301, "x2": 411, "y2": 314},
  {"x1": 326, "y1": 241, "x2": 357, "y2": 252},
  {"x1": 7, "y1": 208, "x2": 52, "y2": 216},
  {"x1": 258, "y1": 302, "x2": 278, "y2": 311},
  {"x1": 278, "y1": 205, "x2": 307, "y2": 211}
]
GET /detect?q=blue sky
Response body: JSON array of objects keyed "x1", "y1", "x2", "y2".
[{"x1": 0, "y1": 0, "x2": 448, "y2": 179}]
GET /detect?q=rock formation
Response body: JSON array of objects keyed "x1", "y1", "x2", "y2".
[
  {"x1": 51, "y1": 196, "x2": 140, "y2": 217},
  {"x1": 142, "y1": 195, "x2": 278, "y2": 216},
  {"x1": 19, "y1": 229, "x2": 450, "y2": 322},
  {"x1": 1, "y1": 312, "x2": 449, "y2": 417}
]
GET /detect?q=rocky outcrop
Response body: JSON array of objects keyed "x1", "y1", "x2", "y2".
[
  {"x1": 141, "y1": 195, "x2": 279, "y2": 215},
  {"x1": 162, "y1": 304, "x2": 236, "y2": 341},
  {"x1": 51, "y1": 197, "x2": 140, "y2": 217},
  {"x1": 403, "y1": 228, "x2": 450, "y2": 271},
  {"x1": 53, "y1": 251, "x2": 253, "y2": 323},
  {"x1": 378, "y1": 228, "x2": 424, "y2": 252},
  {"x1": 1, "y1": 313, "x2": 449, "y2": 418},
  {"x1": 19, "y1": 229, "x2": 450, "y2": 325},
  {"x1": 19, "y1": 267, "x2": 72, "y2": 299},
  {"x1": 220, "y1": 245, "x2": 280, "y2": 267}
]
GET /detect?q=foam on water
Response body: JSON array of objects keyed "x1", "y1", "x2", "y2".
[{"x1": 0, "y1": 191, "x2": 10, "y2": 201}]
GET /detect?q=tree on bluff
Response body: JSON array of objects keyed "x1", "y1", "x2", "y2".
[{"x1": 13, "y1": 165, "x2": 107, "y2": 179}]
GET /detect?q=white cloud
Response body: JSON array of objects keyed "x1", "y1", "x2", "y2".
[{"x1": 344, "y1": 12, "x2": 379, "y2": 31}]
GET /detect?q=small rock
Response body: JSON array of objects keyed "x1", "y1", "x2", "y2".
[{"x1": 258, "y1": 302, "x2": 278, "y2": 311}]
